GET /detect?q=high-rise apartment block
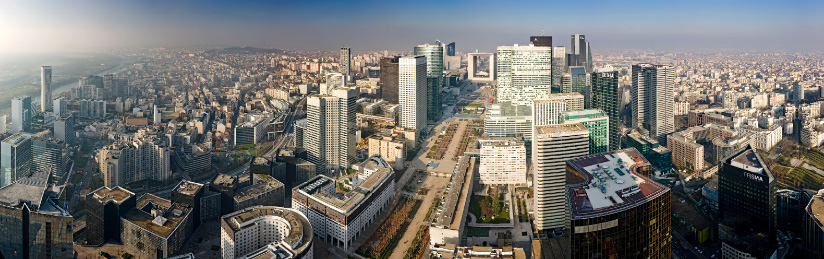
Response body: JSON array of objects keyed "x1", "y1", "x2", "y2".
[
  {"x1": 496, "y1": 44, "x2": 552, "y2": 106},
  {"x1": 632, "y1": 64, "x2": 675, "y2": 144},
  {"x1": 532, "y1": 123, "x2": 589, "y2": 231},
  {"x1": 478, "y1": 137, "x2": 526, "y2": 184},
  {"x1": 97, "y1": 129, "x2": 171, "y2": 187},
  {"x1": 306, "y1": 88, "x2": 358, "y2": 175},
  {"x1": 399, "y1": 56, "x2": 427, "y2": 130}
]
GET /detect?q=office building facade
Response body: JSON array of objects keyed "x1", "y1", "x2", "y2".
[
  {"x1": 398, "y1": 56, "x2": 427, "y2": 130},
  {"x1": 568, "y1": 34, "x2": 592, "y2": 72},
  {"x1": 379, "y1": 56, "x2": 400, "y2": 104},
  {"x1": 566, "y1": 149, "x2": 671, "y2": 258},
  {"x1": 496, "y1": 44, "x2": 552, "y2": 106},
  {"x1": 591, "y1": 67, "x2": 621, "y2": 150},
  {"x1": 559, "y1": 109, "x2": 610, "y2": 154},
  {"x1": 414, "y1": 43, "x2": 444, "y2": 76},
  {"x1": 717, "y1": 145, "x2": 776, "y2": 258},
  {"x1": 532, "y1": 123, "x2": 589, "y2": 231},
  {"x1": 427, "y1": 75, "x2": 442, "y2": 122},
  {"x1": 11, "y1": 96, "x2": 32, "y2": 133},
  {"x1": 0, "y1": 134, "x2": 32, "y2": 188}
]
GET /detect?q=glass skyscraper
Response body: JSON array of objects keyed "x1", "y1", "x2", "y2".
[
  {"x1": 427, "y1": 75, "x2": 442, "y2": 122},
  {"x1": 591, "y1": 67, "x2": 621, "y2": 150},
  {"x1": 414, "y1": 43, "x2": 444, "y2": 76},
  {"x1": 560, "y1": 109, "x2": 610, "y2": 154}
]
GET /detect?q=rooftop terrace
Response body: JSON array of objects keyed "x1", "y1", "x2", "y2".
[{"x1": 566, "y1": 149, "x2": 669, "y2": 219}]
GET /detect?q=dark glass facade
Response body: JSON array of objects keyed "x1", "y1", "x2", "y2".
[
  {"x1": 717, "y1": 146, "x2": 776, "y2": 257},
  {"x1": 379, "y1": 56, "x2": 400, "y2": 104},
  {"x1": 530, "y1": 36, "x2": 552, "y2": 47},
  {"x1": 569, "y1": 191, "x2": 671, "y2": 258}
]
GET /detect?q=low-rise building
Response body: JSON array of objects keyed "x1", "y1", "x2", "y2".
[
  {"x1": 292, "y1": 157, "x2": 396, "y2": 250},
  {"x1": 220, "y1": 206, "x2": 314, "y2": 259},
  {"x1": 121, "y1": 194, "x2": 193, "y2": 259}
]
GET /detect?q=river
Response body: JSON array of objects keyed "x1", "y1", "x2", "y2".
[{"x1": 0, "y1": 57, "x2": 133, "y2": 115}]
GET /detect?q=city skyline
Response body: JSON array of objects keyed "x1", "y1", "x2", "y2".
[{"x1": 1, "y1": 0, "x2": 823, "y2": 54}]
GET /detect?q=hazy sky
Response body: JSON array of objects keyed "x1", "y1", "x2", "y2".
[{"x1": 1, "y1": 0, "x2": 823, "y2": 54}]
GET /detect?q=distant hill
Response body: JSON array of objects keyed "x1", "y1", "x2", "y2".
[{"x1": 207, "y1": 46, "x2": 285, "y2": 55}]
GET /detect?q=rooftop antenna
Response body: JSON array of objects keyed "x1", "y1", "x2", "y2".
[{"x1": 541, "y1": 30, "x2": 545, "y2": 36}]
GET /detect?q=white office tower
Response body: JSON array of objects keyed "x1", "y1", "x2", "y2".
[
  {"x1": 398, "y1": 56, "x2": 427, "y2": 130},
  {"x1": 11, "y1": 96, "x2": 32, "y2": 133},
  {"x1": 479, "y1": 138, "x2": 527, "y2": 184},
  {"x1": 41, "y1": 66, "x2": 52, "y2": 112},
  {"x1": 532, "y1": 93, "x2": 586, "y2": 126},
  {"x1": 532, "y1": 123, "x2": 589, "y2": 231},
  {"x1": 552, "y1": 46, "x2": 567, "y2": 87},
  {"x1": 153, "y1": 105, "x2": 161, "y2": 124},
  {"x1": 53, "y1": 97, "x2": 67, "y2": 116},
  {"x1": 340, "y1": 47, "x2": 351, "y2": 77},
  {"x1": 631, "y1": 64, "x2": 675, "y2": 144},
  {"x1": 306, "y1": 88, "x2": 358, "y2": 175},
  {"x1": 496, "y1": 44, "x2": 552, "y2": 106},
  {"x1": 322, "y1": 73, "x2": 347, "y2": 95}
]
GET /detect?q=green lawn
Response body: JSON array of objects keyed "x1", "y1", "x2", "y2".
[
  {"x1": 469, "y1": 194, "x2": 510, "y2": 224},
  {"x1": 236, "y1": 144, "x2": 255, "y2": 150}
]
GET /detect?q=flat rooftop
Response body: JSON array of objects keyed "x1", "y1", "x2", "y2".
[
  {"x1": 730, "y1": 149, "x2": 764, "y2": 174},
  {"x1": 222, "y1": 206, "x2": 312, "y2": 256},
  {"x1": 213, "y1": 174, "x2": 237, "y2": 187},
  {"x1": 434, "y1": 156, "x2": 474, "y2": 229},
  {"x1": 566, "y1": 149, "x2": 669, "y2": 219},
  {"x1": 173, "y1": 181, "x2": 203, "y2": 196},
  {"x1": 808, "y1": 192, "x2": 824, "y2": 232},
  {"x1": 534, "y1": 123, "x2": 587, "y2": 135},
  {"x1": 123, "y1": 201, "x2": 190, "y2": 237},
  {"x1": 295, "y1": 166, "x2": 393, "y2": 215},
  {"x1": 89, "y1": 186, "x2": 135, "y2": 204},
  {"x1": 234, "y1": 174, "x2": 284, "y2": 203}
]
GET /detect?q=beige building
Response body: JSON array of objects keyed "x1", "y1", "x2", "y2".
[
  {"x1": 478, "y1": 138, "x2": 526, "y2": 185},
  {"x1": 367, "y1": 134, "x2": 406, "y2": 163},
  {"x1": 667, "y1": 134, "x2": 705, "y2": 171}
]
